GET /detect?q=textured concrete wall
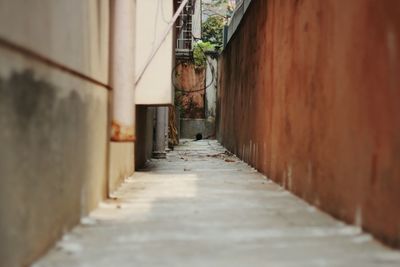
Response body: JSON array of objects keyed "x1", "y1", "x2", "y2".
[
  {"x1": 0, "y1": 1, "x2": 110, "y2": 266},
  {"x1": 218, "y1": 0, "x2": 400, "y2": 247},
  {"x1": 108, "y1": 143, "x2": 135, "y2": 193},
  {"x1": 180, "y1": 118, "x2": 215, "y2": 139},
  {"x1": 0, "y1": 51, "x2": 109, "y2": 267},
  {"x1": 0, "y1": 0, "x2": 110, "y2": 84}
]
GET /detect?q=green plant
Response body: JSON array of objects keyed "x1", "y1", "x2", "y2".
[
  {"x1": 174, "y1": 88, "x2": 184, "y2": 112},
  {"x1": 193, "y1": 41, "x2": 215, "y2": 67},
  {"x1": 202, "y1": 15, "x2": 225, "y2": 49}
]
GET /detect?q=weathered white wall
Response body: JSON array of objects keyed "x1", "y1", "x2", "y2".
[
  {"x1": 135, "y1": 0, "x2": 174, "y2": 105},
  {"x1": 205, "y1": 56, "x2": 217, "y2": 118},
  {"x1": 0, "y1": 1, "x2": 110, "y2": 266},
  {"x1": 108, "y1": 142, "x2": 135, "y2": 193},
  {"x1": 0, "y1": 0, "x2": 144, "y2": 265},
  {"x1": 0, "y1": 0, "x2": 109, "y2": 84},
  {"x1": 0, "y1": 49, "x2": 109, "y2": 267}
]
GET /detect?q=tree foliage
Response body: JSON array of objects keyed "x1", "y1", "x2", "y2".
[{"x1": 202, "y1": 16, "x2": 225, "y2": 49}]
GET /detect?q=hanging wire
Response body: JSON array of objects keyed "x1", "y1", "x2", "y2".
[
  {"x1": 172, "y1": 0, "x2": 218, "y2": 96},
  {"x1": 172, "y1": 43, "x2": 216, "y2": 95}
]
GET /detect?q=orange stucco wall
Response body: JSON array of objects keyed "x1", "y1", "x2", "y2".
[
  {"x1": 175, "y1": 61, "x2": 206, "y2": 118},
  {"x1": 218, "y1": 0, "x2": 400, "y2": 246}
]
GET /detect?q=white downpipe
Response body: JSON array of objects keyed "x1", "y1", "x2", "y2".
[{"x1": 110, "y1": 0, "x2": 136, "y2": 141}]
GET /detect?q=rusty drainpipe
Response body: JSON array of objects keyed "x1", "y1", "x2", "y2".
[{"x1": 110, "y1": 0, "x2": 136, "y2": 142}]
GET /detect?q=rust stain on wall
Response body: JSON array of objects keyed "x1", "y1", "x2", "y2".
[
  {"x1": 218, "y1": 0, "x2": 400, "y2": 247},
  {"x1": 175, "y1": 61, "x2": 205, "y2": 118},
  {"x1": 111, "y1": 120, "x2": 135, "y2": 142}
]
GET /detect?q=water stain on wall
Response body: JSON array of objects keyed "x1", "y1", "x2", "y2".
[
  {"x1": 218, "y1": 0, "x2": 400, "y2": 247},
  {"x1": 0, "y1": 69, "x2": 93, "y2": 267}
]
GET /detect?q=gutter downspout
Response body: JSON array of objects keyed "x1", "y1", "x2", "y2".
[
  {"x1": 153, "y1": 107, "x2": 168, "y2": 159},
  {"x1": 110, "y1": 0, "x2": 136, "y2": 142}
]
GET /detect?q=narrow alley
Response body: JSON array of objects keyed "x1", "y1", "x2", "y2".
[
  {"x1": 34, "y1": 140, "x2": 400, "y2": 267},
  {"x1": 1, "y1": 1, "x2": 400, "y2": 266}
]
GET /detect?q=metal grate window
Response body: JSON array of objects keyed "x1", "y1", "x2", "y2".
[{"x1": 176, "y1": 0, "x2": 193, "y2": 50}]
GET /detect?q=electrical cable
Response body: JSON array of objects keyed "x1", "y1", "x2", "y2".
[
  {"x1": 172, "y1": 32, "x2": 217, "y2": 94},
  {"x1": 172, "y1": 1, "x2": 218, "y2": 95}
]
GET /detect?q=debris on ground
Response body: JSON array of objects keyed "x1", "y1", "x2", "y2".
[{"x1": 207, "y1": 150, "x2": 236, "y2": 162}]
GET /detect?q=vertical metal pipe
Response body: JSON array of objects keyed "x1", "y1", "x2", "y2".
[
  {"x1": 164, "y1": 106, "x2": 169, "y2": 149},
  {"x1": 110, "y1": 0, "x2": 136, "y2": 141},
  {"x1": 153, "y1": 107, "x2": 167, "y2": 159}
]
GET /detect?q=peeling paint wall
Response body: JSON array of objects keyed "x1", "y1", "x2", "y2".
[{"x1": 218, "y1": 0, "x2": 400, "y2": 247}]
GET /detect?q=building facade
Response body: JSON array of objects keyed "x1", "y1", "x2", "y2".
[{"x1": 0, "y1": 1, "x2": 178, "y2": 266}]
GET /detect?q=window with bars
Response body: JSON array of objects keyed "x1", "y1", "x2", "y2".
[{"x1": 176, "y1": 0, "x2": 194, "y2": 50}]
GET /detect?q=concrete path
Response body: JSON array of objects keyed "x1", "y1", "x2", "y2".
[{"x1": 34, "y1": 140, "x2": 400, "y2": 267}]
